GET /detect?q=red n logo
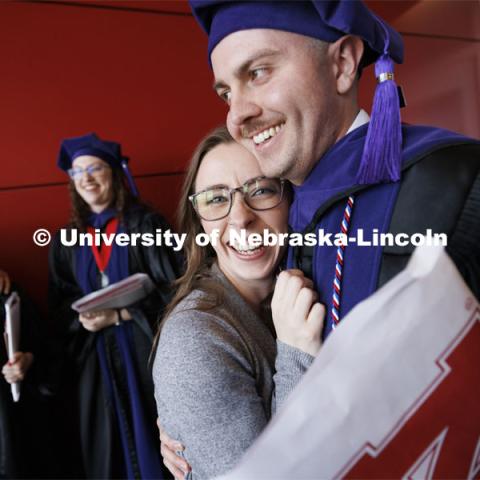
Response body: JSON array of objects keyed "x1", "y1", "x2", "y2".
[{"x1": 339, "y1": 311, "x2": 480, "y2": 479}]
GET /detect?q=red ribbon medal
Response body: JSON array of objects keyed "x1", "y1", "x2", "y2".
[{"x1": 87, "y1": 217, "x2": 119, "y2": 287}]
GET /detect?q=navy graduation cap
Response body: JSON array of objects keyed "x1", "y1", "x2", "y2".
[
  {"x1": 57, "y1": 132, "x2": 138, "y2": 196},
  {"x1": 190, "y1": 0, "x2": 405, "y2": 185}
]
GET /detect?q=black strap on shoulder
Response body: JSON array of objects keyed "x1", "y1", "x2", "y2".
[
  {"x1": 446, "y1": 169, "x2": 480, "y2": 300},
  {"x1": 448, "y1": 170, "x2": 480, "y2": 260}
]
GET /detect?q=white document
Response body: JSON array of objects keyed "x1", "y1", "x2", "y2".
[
  {"x1": 71, "y1": 273, "x2": 155, "y2": 313},
  {"x1": 4, "y1": 292, "x2": 21, "y2": 402},
  {"x1": 216, "y1": 246, "x2": 480, "y2": 479}
]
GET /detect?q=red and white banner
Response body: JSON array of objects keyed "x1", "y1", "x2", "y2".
[{"x1": 218, "y1": 246, "x2": 480, "y2": 479}]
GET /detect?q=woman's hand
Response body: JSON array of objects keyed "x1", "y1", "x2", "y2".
[
  {"x1": 0, "y1": 269, "x2": 11, "y2": 295},
  {"x1": 2, "y1": 351, "x2": 34, "y2": 383},
  {"x1": 157, "y1": 419, "x2": 191, "y2": 479},
  {"x1": 79, "y1": 308, "x2": 131, "y2": 332},
  {"x1": 271, "y1": 269, "x2": 325, "y2": 356}
]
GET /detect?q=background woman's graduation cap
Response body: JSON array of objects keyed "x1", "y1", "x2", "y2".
[
  {"x1": 190, "y1": 0, "x2": 406, "y2": 185},
  {"x1": 57, "y1": 132, "x2": 138, "y2": 196}
]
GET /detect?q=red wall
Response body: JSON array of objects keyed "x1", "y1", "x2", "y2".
[
  {"x1": 0, "y1": 0, "x2": 225, "y2": 312},
  {"x1": 0, "y1": 0, "x2": 479, "y2": 314},
  {"x1": 362, "y1": 0, "x2": 480, "y2": 137}
]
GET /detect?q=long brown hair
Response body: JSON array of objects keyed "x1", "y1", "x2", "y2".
[
  {"x1": 162, "y1": 126, "x2": 236, "y2": 319},
  {"x1": 150, "y1": 126, "x2": 236, "y2": 360},
  {"x1": 68, "y1": 165, "x2": 136, "y2": 230}
]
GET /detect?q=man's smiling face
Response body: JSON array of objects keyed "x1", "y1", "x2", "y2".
[{"x1": 211, "y1": 29, "x2": 344, "y2": 185}]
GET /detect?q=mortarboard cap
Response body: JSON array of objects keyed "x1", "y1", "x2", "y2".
[
  {"x1": 57, "y1": 133, "x2": 138, "y2": 196},
  {"x1": 190, "y1": 0, "x2": 405, "y2": 184},
  {"x1": 190, "y1": 0, "x2": 403, "y2": 67},
  {"x1": 57, "y1": 132, "x2": 123, "y2": 171}
]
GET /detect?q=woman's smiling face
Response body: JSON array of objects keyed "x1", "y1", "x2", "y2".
[
  {"x1": 71, "y1": 155, "x2": 113, "y2": 213},
  {"x1": 194, "y1": 141, "x2": 289, "y2": 295}
]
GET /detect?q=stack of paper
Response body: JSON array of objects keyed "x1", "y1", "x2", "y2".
[
  {"x1": 71, "y1": 273, "x2": 155, "y2": 313},
  {"x1": 4, "y1": 292, "x2": 21, "y2": 402}
]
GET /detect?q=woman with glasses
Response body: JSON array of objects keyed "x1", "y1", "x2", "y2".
[
  {"x1": 153, "y1": 126, "x2": 324, "y2": 479},
  {"x1": 48, "y1": 133, "x2": 181, "y2": 479}
]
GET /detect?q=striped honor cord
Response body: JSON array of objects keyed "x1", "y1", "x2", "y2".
[{"x1": 331, "y1": 195, "x2": 355, "y2": 329}]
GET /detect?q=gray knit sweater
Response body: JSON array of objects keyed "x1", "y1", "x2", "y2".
[{"x1": 153, "y1": 265, "x2": 314, "y2": 479}]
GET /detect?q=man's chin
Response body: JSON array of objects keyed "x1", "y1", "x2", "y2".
[{"x1": 258, "y1": 158, "x2": 290, "y2": 180}]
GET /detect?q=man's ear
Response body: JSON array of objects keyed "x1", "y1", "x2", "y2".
[{"x1": 330, "y1": 35, "x2": 364, "y2": 95}]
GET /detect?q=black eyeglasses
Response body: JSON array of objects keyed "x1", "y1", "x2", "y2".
[{"x1": 189, "y1": 176, "x2": 285, "y2": 221}]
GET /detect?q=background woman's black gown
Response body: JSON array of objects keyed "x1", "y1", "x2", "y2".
[{"x1": 48, "y1": 206, "x2": 182, "y2": 479}]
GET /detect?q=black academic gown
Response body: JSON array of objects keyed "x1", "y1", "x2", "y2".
[
  {"x1": 48, "y1": 205, "x2": 182, "y2": 479},
  {"x1": 0, "y1": 285, "x2": 54, "y2": 479}
]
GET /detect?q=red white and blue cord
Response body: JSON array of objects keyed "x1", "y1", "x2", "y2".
[{"x1": 331, "y1": 195, "x2": 355, "y2": 329}]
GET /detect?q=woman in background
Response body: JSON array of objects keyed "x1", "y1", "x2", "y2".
[
  {"x1": 153, "y1": 127, "x2": 324, "y2": 479},
  {"x1": 49, "y1": 133, "x2": 181, "y2": 479}
]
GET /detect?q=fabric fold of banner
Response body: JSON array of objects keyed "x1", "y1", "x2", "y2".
[{"x1": 216, "y1": 245, "x2": 480, "y2": 480}]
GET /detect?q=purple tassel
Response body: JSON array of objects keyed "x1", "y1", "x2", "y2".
[
  {"x1": 121, "y1": 159, "x2": 139, "y2": 197},
  {"x1": 357, "y1": 53, "x2": 403, "y2": 185}
]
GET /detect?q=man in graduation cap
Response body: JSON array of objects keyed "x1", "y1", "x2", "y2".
[{"x1": 160, "y1": 1, "x2": 480, "y2": 477}]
